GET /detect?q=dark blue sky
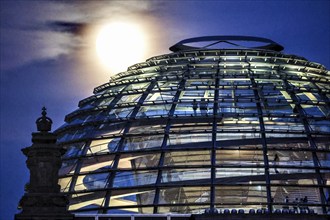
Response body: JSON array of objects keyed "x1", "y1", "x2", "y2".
[{"x1": 1, "y1": 0, "x2": 329, "y2": 219}]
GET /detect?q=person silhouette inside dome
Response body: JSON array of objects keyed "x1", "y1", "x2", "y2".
[
  {"x1": 192, "y1": 99, "x2": 198, "y2": 116},
  {"x1": 200, "y1": 98, "x2": 208, "y2": 115},
  {"x1": 274, "y1": 153, "x2": 279, "y2": 174}
]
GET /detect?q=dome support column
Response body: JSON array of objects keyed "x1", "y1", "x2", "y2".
[
  {"x1": 152, "y1": 68, "x2": 189, "y2": 213},
  {"x1": 15, "y1": 107, "x2": 74, "y2": 220},
  {"x1": 209, "y1": 57, "x2": 221, "y2": 213},
  {"x1": 281, "y1": 78, "x2": 327, "y2": 214},
  {"x1": 246, "y1": 62, "x2": 273, "y2": 213}
]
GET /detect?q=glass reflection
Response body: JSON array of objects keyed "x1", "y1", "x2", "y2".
[
  {"x1": 113, "y1": 171, "x2": 157, "y2": 187},
  {"x1": 123, "y1": 135, "x2": 164, "y2": 151},
  {"x1": 109, "y1": 189, "x2": 155, "y2": 208},
  {"x1": 159, "y1": 187, "x2": 210, "y2": 204},
  {"x1": 164, "y1": 150, "x2": 211, "y2": 166},
  {"x1": 161, "y1": 168, "x2": 210, "y2": 183},
  {"x1": 56, "y1": 46, "x2": 330, "y2": 214},
  {"x1": 118, "y1": 153, "x2": 160, "y2": 169}
]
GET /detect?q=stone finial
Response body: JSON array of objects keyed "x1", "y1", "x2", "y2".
[
  {"x1": 15, "y1": 107, "x2": 74, "y2": 220},
  {"x1": 36, "y1": 107, "x2": 53, "y2": 132}
]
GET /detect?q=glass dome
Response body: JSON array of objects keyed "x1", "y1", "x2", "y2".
[{"x1": 56, "y1": 36, "x2": 330, "y2": 214}]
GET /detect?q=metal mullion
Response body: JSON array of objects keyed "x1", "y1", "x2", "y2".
[
  {"x1": 61, "y1": 163, "x2": 330, "y2": 179},
  {"x1": 281, "y1": 77, "x2": 327, "y2": 213},
  {"x1": 129, "y1": 80, "x2": 158, "y2": 118},
  {"x1": 66, "y1": 179, "x2": 329, "y2": 196},
  {"x1": 102, "y1": 80, "x2": 160, "y2": 213},
  {"x1": 152, "y1": 123, "x2": 170, "y2": 213},
  {"x1": 153, "y1": 67, "x2": 189, "y2": 213},
  {"x1": 94, "y1": 78, "x2": 152, "y2": 94},
  {"x1": 210, "y1": 58, "x2": 220, "y2": 211},
  {"x1": 100, "y1": 122, "x2": 131, "y2": 213},
  {"x1": 246, "y1": 59, "x2": 272, "y2": 212},
  {"x1": 68, "y1": 141, "x2": 92, "y2": 193},
  {"x1": 73, "y1": 84, "x2": 130, "y2": 122},
  {"x1": 310, "y1": 81, "x2": 330, "y2": 108},
  {"x1": 95, "y1": 84, "x2": 134, "y2": 213},
  {"x1": 102, "y1": 83, "x2": 132, "y2": 115}
]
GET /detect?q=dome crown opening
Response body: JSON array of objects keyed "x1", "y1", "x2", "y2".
[{"x1": 169, "y1": 36, "x2": 284, "y2": 52}]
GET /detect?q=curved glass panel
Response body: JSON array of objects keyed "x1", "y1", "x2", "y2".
[{"x1": 57, "y1": 46, "x2": 330, "y2": 214}]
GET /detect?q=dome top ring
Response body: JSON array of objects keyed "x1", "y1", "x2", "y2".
[{"x1": 169, "y1": 35, "x2": 284, "y2": 52}]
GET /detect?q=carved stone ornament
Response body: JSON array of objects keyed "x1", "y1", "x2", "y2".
[{"x1": 15, "y1": 108, "x2": 74, "y2": 220}]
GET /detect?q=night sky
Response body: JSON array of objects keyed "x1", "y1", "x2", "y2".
[{"x1": 0, "y1": 0, "x2": 329, "y2": 219}]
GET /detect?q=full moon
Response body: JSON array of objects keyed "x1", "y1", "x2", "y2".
[{"x1": 96, "y1": 22, "x2": 146, "y2": 73}]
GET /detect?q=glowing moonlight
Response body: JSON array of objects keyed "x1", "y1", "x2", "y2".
[{"x1": 96, "y1": 22, "x2": 146, "y2": 73}]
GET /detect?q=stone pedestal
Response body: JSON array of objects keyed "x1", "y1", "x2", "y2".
[{"x1": 15, "y1": 108, "x2": 74, "y2": 220}]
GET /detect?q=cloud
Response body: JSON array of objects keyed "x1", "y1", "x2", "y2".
[
  {"x1": 0, "y1": 0, "x2": 170, "y2": 72},
  {"x1": 0, "y1": 1, "x2": 79, "y2": 71},
  {"x1": 46, "y1": 21, "x2": 88, "y2": 35},
  {"x1": 0, "y1": 27, "x2": 80, "y2": 71}
]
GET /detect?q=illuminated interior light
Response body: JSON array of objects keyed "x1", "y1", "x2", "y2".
[{"x1": 56, "y1": 36, "x2": 329, "y2": 214}]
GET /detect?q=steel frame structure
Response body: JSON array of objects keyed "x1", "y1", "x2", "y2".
[{"x1": 56, "y1": 37, "x2": 330, "y2": 215}]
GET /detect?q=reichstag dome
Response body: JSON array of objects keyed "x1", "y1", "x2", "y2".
[{"x1": 55, "y1": 36, "x2": 330, "y2": 215}]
